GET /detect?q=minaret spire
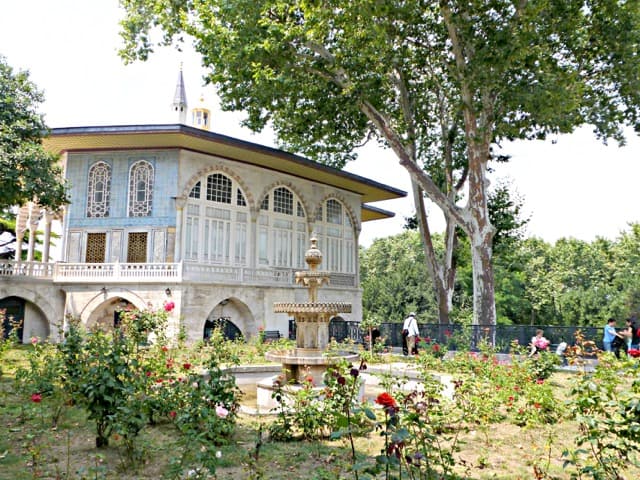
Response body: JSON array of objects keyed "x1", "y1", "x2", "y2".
[{"x1": 172, "y1": 63, "x2": 188, "y2": 124}]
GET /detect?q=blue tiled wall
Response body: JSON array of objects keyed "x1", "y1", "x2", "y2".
[{"x1": 66, "y1": 151, "x2": 178, "y2": 228}]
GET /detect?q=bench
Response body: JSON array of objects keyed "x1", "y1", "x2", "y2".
[{"x1": 262, "y1": 330, "x2": 282, "y2": 342}]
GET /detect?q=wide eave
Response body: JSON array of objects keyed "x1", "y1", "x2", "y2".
[{"x1": 43, "y1": 124, "x2": 406, "y2": 222}]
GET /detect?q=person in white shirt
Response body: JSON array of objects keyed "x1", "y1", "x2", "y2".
[{"x1": 402, "y1": 312, "x2": 420, "y2": 356}]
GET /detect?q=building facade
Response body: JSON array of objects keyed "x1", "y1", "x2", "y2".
[{"x1": 0, "y1": 82, "x2": 405, "y2": 343}]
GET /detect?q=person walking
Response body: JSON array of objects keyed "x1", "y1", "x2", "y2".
[
  {"x1": 603, "y1": 318, "x2": 619, "y2": 353},
  {"x1": 402, "y1": 312, "x2": 420, "y2": 356}
]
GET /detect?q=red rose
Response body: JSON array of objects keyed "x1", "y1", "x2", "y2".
[
  {"x1": 534, "y1": 403, "x2": 541, "y2": 409},
  {"x1": 432, "y1": 344, "x2": 440, "y2": 352},
  {"x1": 169, "y1": 411, "x2": 177, "y2": 419},
  {"x1": 375, "y1": 392, "x2": 397, "y2": 409},
  {"x1": 182, "y1": 363, "x2": 191, "y2": 370},
  {"x1": 161, "y1": 345, "x2": 169, "y2": 352},
  {"x1": 31, "y1": 393, "x2": 42, "y2": 403},
  {"x1": 146, "y1": 371, "x2": 152, "y2": 377},
  {"x1": 164, "y1": 301, "x2": 175, "y2": 312}
]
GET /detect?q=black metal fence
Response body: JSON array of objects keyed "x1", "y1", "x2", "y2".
[{"x1": 288, "y1": 319, "x2": 602, "y2": 353}]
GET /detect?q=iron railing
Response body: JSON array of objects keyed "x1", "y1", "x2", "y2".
[{"x1": 289, "y1": 320, "x2": 603, "y2": 352}]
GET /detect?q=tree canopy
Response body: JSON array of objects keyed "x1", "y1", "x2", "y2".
[
  {"x1": 119, "y1": 0, "x2": 640, "y2": 326},
  {"x1": 0, "y1": 56, "x2": 67, "y2": 210},
  {"x1": 363, "y1": 224, "x2": 640, "y2": 327}
]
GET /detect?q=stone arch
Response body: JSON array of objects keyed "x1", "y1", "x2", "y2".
[
  {"x1": 0, "y1": 294, "x2": 51, "y2": 343},
  {"x1": 312, "y1": 194, "x2": 361, "y2": 233},
  {"x1": 255, "y1": 181, "x2": 311, "y2": 221},
  {"x1": 0, "y1": 284, "x2": 60, "y2": 338},
  {"x1": 180, "y1": 164, "x2": 254, "y2": 210},
  {"x1": 203, "y1": 296, "x2": 257, "y2": 340},
  {"x1": 79, "y1": 288, "x2": 148, "y2": 327}
]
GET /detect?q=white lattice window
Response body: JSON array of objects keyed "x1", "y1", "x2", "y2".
[
  {"x1": 184, "y1": 172, "x2": 249, "y2": 265},
  {"x1": 257, "y1": 187, "x2": 307, "y2": 268},
  {"x1": 315, "y1": 199, "x2": 356, "y2": 273},
  {"x1": 206, "y1": 173, "x2": 232, "y2": 203},
  {"x1": 86, "y1": 162, "x2": 111, "y2": 217},
  {"x1": 128, "y1": 160, "x2": 154, "y2": 217}
]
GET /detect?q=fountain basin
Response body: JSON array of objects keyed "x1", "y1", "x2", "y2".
[{"x1": 265, "y1": 348, "x2": 360, "y2": 385}]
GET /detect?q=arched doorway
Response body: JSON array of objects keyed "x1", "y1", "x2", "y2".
[
  {"x1": 329, "y1": 316, "x2": 347, "y2": 342},
  {"x1": 203, "y1": 317, "x2": 242, "y2": 341},
  {"x1": 87, "y1": 297, "x2": 132, "y2": 331},
  {"x1": 0, "y1": 296, "x2": 25, "y2": 340},
  {"x1": 203, "y1": 298, "x2": 254, "y2": 341}
]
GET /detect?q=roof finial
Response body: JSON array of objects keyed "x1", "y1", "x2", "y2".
[{"x1": 172, "y1": 65, "x2": 188, "y2": 124}]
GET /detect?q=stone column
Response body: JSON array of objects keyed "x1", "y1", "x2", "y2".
[
  {"x1": 42, "y1": 210, "x2": 54, "y2": 263},
  {"x1": 14, "y1": 204, "x2": 29, "y2": 261},
  {"x1": 354, "y1": 225, "x2": 362, "y2": 288},
  {"x1": 174, "y1": 196, "x2": 186, "y2": 262},
  {"x1": 26, "y1": 202, "x2": 42, "y2": 262}
]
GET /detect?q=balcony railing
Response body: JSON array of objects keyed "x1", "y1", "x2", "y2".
[
  {"x1": 0, "y1": 261, "x2": 55, "y2": 278},
  {"x1": 0, "y1": 260, "x2": 357, "y2": 288},
  {"x1": 52, "y1": 262, "x2": 182, "y2": 282}
]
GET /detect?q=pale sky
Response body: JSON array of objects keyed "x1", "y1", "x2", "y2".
[{"x1": 1, "y1": 0, "x2": 638, "y2": 247}]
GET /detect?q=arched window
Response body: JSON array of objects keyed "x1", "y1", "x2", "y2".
[
  {"x1": 128, "y1": 160, "x2": 154, "y2": 217},
  {"x1": 184, "y1": 172, "x2": 249, "y2": 265},
  {"x1": 86, "y1": 161, "x2": 111, "y2": 217},
  {"x1": 315, "y1": 198, "x2": 356, "y2": 273},
  {"x1": 258, "y1": 186, "x2": 307, "y2": 268}
]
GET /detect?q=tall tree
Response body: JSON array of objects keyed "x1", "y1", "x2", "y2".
[
  {"x1": 0, "y1": 56, "x2": 67, "y2": 210},
  {"x1": 119, "y1": 0, "x2": 640, "y2": 326}
]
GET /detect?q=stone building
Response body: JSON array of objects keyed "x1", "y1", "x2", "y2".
[{"x1": 0, "y1": 72, "x2": 405, "y2": 343}]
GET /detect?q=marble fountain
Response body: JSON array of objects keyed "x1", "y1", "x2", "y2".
[{"x1": 256, "y1": 238, "x2": 360, "y2": 412}]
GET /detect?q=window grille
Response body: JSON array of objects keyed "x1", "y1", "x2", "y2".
[
  {"x1": 85, "y1": 233, "x2": 106, "y2": 263},
  {"x1": 297, "y1": 201, "x2": 305, "y2": 217},
  {"x1": 316, "y1": 199, "x2": 355, "y2": 274},
  {"x1": 189, "y1": 181, "x2": 201, "y2": 198},
  {"x1": 127, "y1": 232, "x2": 147, "y2": 263},
  {"x1": 128, "y1": 161, "x2": 154, "y2": 217},
  {"x1": 237, "y1": 189, "x2": 246, "y2": 206},
  {"x1": 326, "y1": 199, "x2": 342, "y2": 224},
  {"x1": 273, "y1": 187, "x2": 293, "y2": 215},
  {"x1": 184, "y1": 172, "x2": 249, "y2": 265},
  {"x1": 206, "y1": 173, "x2": 232, "y2": 203},
  {"x1": 260, "y1": 195, "x2": 269, "y2": 210},
  {"x1": 86, "y1": 162, "x2": 111, "y2": 217}
]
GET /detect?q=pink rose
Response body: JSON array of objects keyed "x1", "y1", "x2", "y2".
[
  {"x1": 216, "y1": 405, "x2": 229, "y2": 418},
  {"x1": 164, "y1": 301, "x2": 175, "y2": 312}
]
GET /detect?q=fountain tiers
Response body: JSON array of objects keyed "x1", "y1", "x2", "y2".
[{"x1": 264, "y1": 238, "x2": 359, "y2": 386}]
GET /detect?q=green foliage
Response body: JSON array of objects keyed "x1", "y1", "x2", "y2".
[
  {"x1": 0, "y1": 309, "x2": 22, "y2": 378},
  {"x1": 526, "y1": 351, "x2": 561, "y2": 382},
  {"x1": 362, "y1": 223, "x2": 640, "y2": 326},
  {"x1": 0, "y1": 56, "x2": 67, "y2": 209},
  {"x1": 361, "y1": 230, "x2": 438, "y2": 323},
  {"x1": 564, "y1": 355, "x2": 640, "y2": 478}
]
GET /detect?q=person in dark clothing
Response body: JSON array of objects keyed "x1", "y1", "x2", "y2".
[
  {"x1": 630, "y1": 319, "x2": 640, "y2": 350},
  {"x1": 402, "y1": 328, "x2": 409, "y2": 356}
]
